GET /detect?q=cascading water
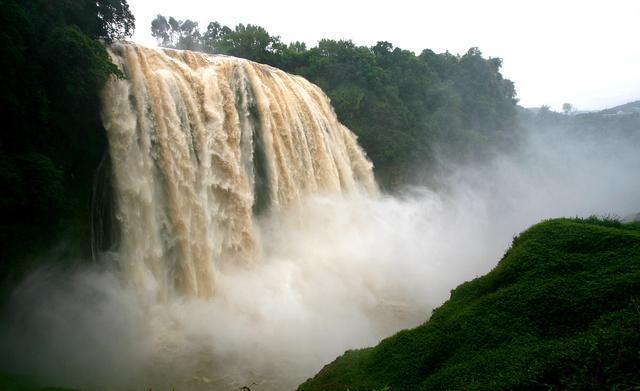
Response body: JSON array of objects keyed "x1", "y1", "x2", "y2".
[
  {"x1": 7, "y1": 43, "x2": 637, "y2": 391},
  {"x1": 101, "y1": 43, "x2": 377, "y2": 299}
]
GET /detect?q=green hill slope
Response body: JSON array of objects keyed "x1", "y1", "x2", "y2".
[{"x1": 298, "y1": 218, "x2": 640, "y2": 390}]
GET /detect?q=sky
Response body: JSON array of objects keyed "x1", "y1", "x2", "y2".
[{"x1": 127, "y1": 0, "x2": 640, "y2": 111}]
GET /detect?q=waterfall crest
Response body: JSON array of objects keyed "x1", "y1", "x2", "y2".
[{"x1": 101, "y1": 43, "x2": 376, "y2": 298}]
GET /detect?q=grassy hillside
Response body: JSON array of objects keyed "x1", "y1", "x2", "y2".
[{"x1": 299, "y1": 218, "x2": 640, "y2": 390}]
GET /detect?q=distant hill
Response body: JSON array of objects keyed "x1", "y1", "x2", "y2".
[
  {"x1": 600, "y1": 100, "x2": 640, "y2": 115},
  {"x1": 299, "y1": 217, "x2": 640, "y2": 390},
  {"x1": 519, "y1": 99, "x2": 640, "y2": 136},
  {"x1": 525, "y1": 99, "x2": 640, "y2": 116}
]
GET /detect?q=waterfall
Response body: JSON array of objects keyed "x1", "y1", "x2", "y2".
[{"x1": 101, "y1": 43, "x2": 376, "y2": 299}]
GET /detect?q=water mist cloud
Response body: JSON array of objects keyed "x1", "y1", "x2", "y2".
[{"x1": 1, "y1": 126, "x2": 639, "y2": 390}]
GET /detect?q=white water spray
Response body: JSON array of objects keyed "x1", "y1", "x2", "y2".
[{"x1": 101, "y1": 43, "x2": 376, "y2": 299}]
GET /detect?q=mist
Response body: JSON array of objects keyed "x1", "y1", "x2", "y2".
[{"x1": 1, "y1": 125, "x2": 639, "y2": 390}]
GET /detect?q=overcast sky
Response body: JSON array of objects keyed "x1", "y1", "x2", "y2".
[{"x1": 127, "y1": 0, "x2": 639, "y2": 111}]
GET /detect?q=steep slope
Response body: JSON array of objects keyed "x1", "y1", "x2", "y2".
[
  {"x1": 299, "y1": 218, "x2": 640, "y2": 390},
  {"x1": 600, "y1": 100, "x2": 640, "y2": 115}
]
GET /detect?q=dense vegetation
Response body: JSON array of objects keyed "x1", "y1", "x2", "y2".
[
  {"x1": 298, "y1": 217, "x2": 640, "y2": 390},
  {"x1": 0, "y1": 0, "x2": 134, "y2": 286},
  {"x1": 150, "y1": 16, "x2": 520, "y2": 185}
]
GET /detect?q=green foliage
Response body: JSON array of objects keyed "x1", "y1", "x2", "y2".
[
  {"x1": 298, "y1": 218, "x2": 640, "y2": 390},
  {"x1": 15, "y1": 153, "x2": 65, "y2": 219},
  {"x1": 0, "y1": 372, "x2": 76, "y2": 391},
  {"x1": 0, "y1": 0, "x2": 133, "y2": 284},
  {"x1": 150, "y1": 16, "x2": 520, "y2": 187},
  {"x1": 41, "y1": 0, "x2": 135, "y2": 41},
  {"x1": 213, "y1": 23, "x2": 284, "y2": 64}
]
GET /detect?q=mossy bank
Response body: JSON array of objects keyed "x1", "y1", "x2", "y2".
[{"x1": 299, "y1": 217, "x2": 640, "y2": 390}]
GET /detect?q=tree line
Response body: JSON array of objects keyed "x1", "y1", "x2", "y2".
[{"x1": 150, "y1": 15, "x2": 520, "y2": 185}]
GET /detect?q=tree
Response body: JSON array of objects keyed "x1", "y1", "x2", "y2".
[
  {"x1": 150, "y1": 14, "x2": 171, "y2": 46},
  {"x1": 54, "y1": 0, "x2": 135, "y2": 41},
  {"x1": 150, "y1": 15, "x2": 200, "y2": 50},
  {"x1": 562, "y1": 102, "x2": 573, "y2": 115},
  {"x1": 176, "y1": 19, "x2": 201, "y2": 50},
  {"x1": 94, "y1": 0, "x2": 135, "y2": 40}
]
